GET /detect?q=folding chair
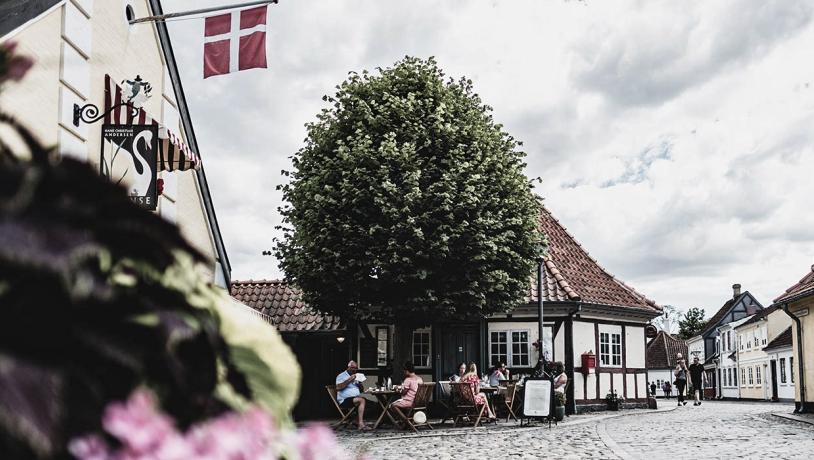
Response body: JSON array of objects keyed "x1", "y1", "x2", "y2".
[
  {"x1": 450, "y1": 382, "x2": 486, "y2": 428},
  {"x1": 392, "y1": 383, "x2": 436, "y2": 433},
  {"x1": 503, "y1": 383, "x2": 519, "y2": 422},
  {"x1": 326, "y1": 385, "x2": 357, "y2": 429},
  {"x1": 437, "y1": 381, "x2": 454, "y2": 425}
]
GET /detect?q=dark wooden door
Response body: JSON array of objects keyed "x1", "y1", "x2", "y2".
[
  {"x1": 770, "y1": 360, "x2": 779, "y2": 401},
  {"x1": 437, "y1": 324, "x2": 480, "y2": 380},
  {"x1": 291, "y1": 335, "x2": 349, "y2": 421}
]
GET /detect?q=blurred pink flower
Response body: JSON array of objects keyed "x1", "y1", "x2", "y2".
[
  {"x1": 68, "y1": 434, "x2": 110, "y2": 460},
  {"x1": 102, "y1": 389, "x2": 175, "y2": 455},
  {"x1": 1, "y1": 41, "x2": 34, "y2": 82},
  {"x1": 296, "y1": 424, "x2": 349, "y2": 460},
  {"x1": 69, "y1": 389, "x2": 359, "y2": 460}
]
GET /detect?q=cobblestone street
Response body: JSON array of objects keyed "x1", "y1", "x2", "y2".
[{"x1": 336, "y1": 402, "x2": 814, "y2": 459}]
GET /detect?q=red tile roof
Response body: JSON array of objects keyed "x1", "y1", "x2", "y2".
[
  {"x1": 532, "y1": 206, "x2": 659, "y2": 312},
  {"x1": 764, "y1": 326, "x2": 793, "y2": 351},
  {"x1": 230, "y1": 280, "x2": 344, "y2": 332},
  {"x1": 646, "y1": 331, "x2": 688, "y2": 369},
  {"x1": 774, "y1": 265, "x2": 814, "y2": 304}
]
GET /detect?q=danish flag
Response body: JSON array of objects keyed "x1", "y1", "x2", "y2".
[{"x1": 203, "y1": 5, "x2": 267, "y2": 78}]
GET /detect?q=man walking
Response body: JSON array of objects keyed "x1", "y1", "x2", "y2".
[
  {"x1": 650, "y1": 381, "x2": 657, "y2": 397},
  {"x1": 688, "y1": 355, "x2": 706, "y2": 406}
]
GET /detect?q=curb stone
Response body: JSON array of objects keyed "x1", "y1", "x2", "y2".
[{"x1": 772, "y1": 412, "x2": 814, "y2": 426}]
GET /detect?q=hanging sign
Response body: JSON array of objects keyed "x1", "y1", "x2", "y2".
[{"x1": 100, "y1": 124, "x2": 158, "y2": 210}]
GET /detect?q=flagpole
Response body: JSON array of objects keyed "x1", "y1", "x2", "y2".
[{"x1": 129, "y1": 0, "x2": 278, "y2": 24}]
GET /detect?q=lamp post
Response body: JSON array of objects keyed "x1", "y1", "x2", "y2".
[
  {"x1": 537, "y1": 256, "x2": 545, "y2": 364},
  {"x1": 73, "y1": 75, "x2": 152, "y2": 127}
]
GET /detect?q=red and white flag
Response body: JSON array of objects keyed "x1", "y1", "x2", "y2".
[{"x1": 203, "y1": 5, "x2": 267, "y2": 79}]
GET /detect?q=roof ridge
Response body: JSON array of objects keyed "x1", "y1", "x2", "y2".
[
  {"x1": 539, "y1": 205, "x2": 658, "y2": 311},
  {"x1": 231, "y1": 278, "x2": 286, "y2": 285}
]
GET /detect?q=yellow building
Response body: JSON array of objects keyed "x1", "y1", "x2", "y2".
[
  {"x1": 0, "y1": 0, "x2": 230, "y2": 287},
  {"x1": 773, "y1": 264, "x2": 814, "y2": 413},
  {"x1": 734, "y1": 306, "x2": 791, "y2": 400}
]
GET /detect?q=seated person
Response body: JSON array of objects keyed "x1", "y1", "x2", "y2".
[
  {"x1": 489, "y1": 362, "x2": 509, "y2": 386},
  {"x1": 391, "y1": 361, "x2": 423, "y2": 409},
  {"x1": 450, "y1": 362, "x2": 467, "y2": 382},
  {"x1": 553, "y1": 361, "x2": 567, "y2": 395},
  {"x1": 462, "y1": 363, "x2": 496, "y2": 420},
  {"x1": 335, "y1": 360, "x2": 370, "y2": 430}
]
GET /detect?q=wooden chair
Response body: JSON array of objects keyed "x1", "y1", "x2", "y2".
[
  {"x1": 326, "y1": 385, "x2": 357, "y2": 429},
  {"x1": 392, "y1": 382, "x2": 436, "y2": 432},
  {"x1": 437, "y1": 381, "x2": 454, "y2": 425},
  {"x1": 503, "y1": 383, "x2": 519, "y2": 422},
  {"x1": 449, "y1": 382, "x2": 486, "y2": 428}
]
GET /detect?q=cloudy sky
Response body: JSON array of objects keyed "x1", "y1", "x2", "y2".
[{"x1": 164, "y1": 0, "x2": 814, "y2": 316}]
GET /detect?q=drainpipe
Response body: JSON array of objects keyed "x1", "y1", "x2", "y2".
[
  {"x1": 537, "y1": 257, "x2": 545, "y2": 363},
  {"x1": 781, "y1": 303, "x2": 807, "y2": 413}
]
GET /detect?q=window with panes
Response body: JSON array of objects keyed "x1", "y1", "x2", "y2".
[
  {"x1": 790, "y1": 357, "x2": 794, "y2": 383},
  {"x1": 780, "y1": 358, "x2": 787, "y2": 384},
  {"x1": 756, "y1": 366, "x2": 761, "y2": 384},
  {"x1": 412, "y1": 329, "x2": 431, "y2": 368},
  {"x1": 489, "y1": 330, "x2": 529, "y2": 367},
  {"x1": 748, "y1": 367, "x2": 753, "y2": 385},
  {"x1": 599, "y1": 332, "x2": 622, "y2": 367},
  {"x1": 741, "y1": 368, "x2": 746, "y2": 386}
]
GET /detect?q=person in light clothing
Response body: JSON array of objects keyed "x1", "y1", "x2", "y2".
[
  {"x1": 335, "y1": 360, "x2": 370, "y2": 430},
  {"x1": 391, "y1": 361, "x2": 423, "y2": 408}
]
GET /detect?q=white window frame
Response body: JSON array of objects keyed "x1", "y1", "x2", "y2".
[
  {"x1": 411, "y1": 328, "x2": 432, "y2": 369},
  {"x1": 748, "y1": 367, "x2": 754, "y2": 386},
  {"x1": 790, "y1": 357, "x2": 795, "y2": 383},
  {"x1": 741, "y1": 368, "x2": 746, "y2": 387},
  {"x1": 599, "y1": 331, "x2": 623, "y2": 368},
  {"x1": 489, "y1": 329, "x2": 531, "y2": 368},
  {"x1": 756, "y1": 366, "x2": 761, "y2": 385}
]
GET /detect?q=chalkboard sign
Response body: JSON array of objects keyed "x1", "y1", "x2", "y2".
[{"x1": 523, "y1": 379, "x2": 552, "y2": 417}]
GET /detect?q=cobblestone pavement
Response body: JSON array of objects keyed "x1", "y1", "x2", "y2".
[{"x1": 335, "y1": 402, "x2": 814, "y2": 459}]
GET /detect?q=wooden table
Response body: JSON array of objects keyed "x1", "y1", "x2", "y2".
[
  {"x1": 369, "y1": 390, "x2": 401, "y2": 429},
  {"x1": 481, "y1": 386, "x2": 499, "y2": 417}
]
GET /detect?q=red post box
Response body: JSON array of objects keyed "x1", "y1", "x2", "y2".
[{"x1": 581, "y1": 350, "x2": 596, "y2": 375}]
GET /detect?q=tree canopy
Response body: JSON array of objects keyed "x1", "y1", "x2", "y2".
[
  {"x1": 275, "y1": 56, "x2": 543, "y2": 324},
  {"x1": 678, "y1": 307, "x2": 707, "y2": 340}
]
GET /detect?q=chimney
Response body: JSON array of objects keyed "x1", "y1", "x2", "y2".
[{"x1": 732, "y1": 283, "x2": 741, "y2": 298}]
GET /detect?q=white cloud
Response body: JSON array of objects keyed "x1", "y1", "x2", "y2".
[{"x1": 164, "y1": 0, "x2": 814, "y2": 316}]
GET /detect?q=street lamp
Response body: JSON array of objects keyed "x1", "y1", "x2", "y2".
[{"x1": 73, "y1": 75, "x2": 152, "y2": 127}]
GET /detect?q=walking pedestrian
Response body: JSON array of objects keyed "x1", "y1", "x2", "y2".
[
  {"x1": 673, "y1": 353, "x2": 690, "y2": 406},
  {"x1": 688, "y1": 356, "x2": 706, "y2": 406},
  {"x1": 650, "y1": 381, "x2": 657, "y2": 397},
  {"x1": 662, "y1": 381, "x2": 672, "y2": 398}
]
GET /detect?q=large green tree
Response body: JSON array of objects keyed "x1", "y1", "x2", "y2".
[
  {"x1": 276, "y1": 57, "x2": 543, "y2": 324},
  {"x1": 678, "y1": 307, "x2": 707, "y2": 340}
]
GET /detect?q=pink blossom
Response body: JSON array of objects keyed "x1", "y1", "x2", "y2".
[
  {"x1": 101, "y1": 389, "x2": 175, "y2": 455},
  {"x1": 1, "y1": 41, "x2": 34, "y2": 82},
  {"x1": 68, "y1": 434, "x2": 110, "y2": 460},
  {"x1": 296, "y1": 424, "x2": 349, "y2": 460}
]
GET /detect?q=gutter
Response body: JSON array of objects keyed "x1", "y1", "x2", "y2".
[
  {"x1": 148, "y1": 0, "x2": 232, "y2": 287},
  {"x1": 780, "y1": 303, "x2": 807, "y2": 413}
]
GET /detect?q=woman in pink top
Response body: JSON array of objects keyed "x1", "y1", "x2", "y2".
[{"x1": 392, "y1": 361, "x2": 423, "y2": 408}]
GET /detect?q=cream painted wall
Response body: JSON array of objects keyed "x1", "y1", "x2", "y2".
[
  {"x1": 1, "y1": 0, "x2": 220, "y2": 283},
  {"x1": 572, "y1": 372, "x2": 584, "y2": 400},
  {"x1": 788, "y1": 297, "x2": 814, "y2": 404},
  {"x1": 572, "y1": 321, "x2": 595, "y2": 364},
  {"x1": 584, "y1": 372, "x2": 597, "y2": 399},
  {"x1": 599, "y1": 372, "x2": 611, "y2": 397},
  {"x1": 625, "y1": 326, "x2": 645, "y2": 368},
  {"x1": 0, "y1": 9, "x2": 62, "y2": 150}
]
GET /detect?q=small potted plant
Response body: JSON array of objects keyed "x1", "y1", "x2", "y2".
[
  {"x1": 553, "y1": 391, "x2": 566, "y2": 421},
  {"x1": 606, "y1": 390, "x2": 624, "y2": 411}
]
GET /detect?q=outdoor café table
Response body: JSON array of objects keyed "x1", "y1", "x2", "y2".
[
  {"x1": 481, "y1": 386, "x2": 499, "y2": 417},
  {"x1": 369, "y1": 389, "x2": 401, "y2": 429}
]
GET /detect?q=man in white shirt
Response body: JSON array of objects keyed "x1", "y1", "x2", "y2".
[{"x1": 336, "y1": 360, "x2": 369, "y2": 430}]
